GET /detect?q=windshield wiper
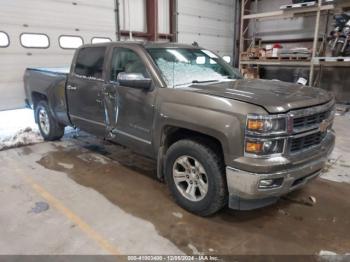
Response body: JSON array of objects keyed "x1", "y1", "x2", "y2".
[
  {"x1": 192, "y1": 80, "x2": 220, "y2": 84},
  {"x1": 174, "y1": 79, "x2": 220, "y2": 87}
]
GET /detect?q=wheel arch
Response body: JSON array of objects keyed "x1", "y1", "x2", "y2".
[
  {"x1": 32, "y1": 92, "x2": 48, "y2": 123},
  {"x1": 156, "y1": 124, "x2": 227, "y2": 180}
]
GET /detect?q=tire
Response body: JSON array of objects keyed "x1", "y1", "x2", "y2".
[
  {"x1": 35, "y1": 100, "x2": 65, "y2": 141},
  {"x1": 332, "y1": 42, "x2": 344, "y2": 57},
  {"x1": 164, "y1": 139, "x2": 227, "y2": 216}
]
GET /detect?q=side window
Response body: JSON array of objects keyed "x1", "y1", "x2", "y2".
[
  {"x1": 74, "y1": 47, "x2": 106, "y2": 79},
  {"x1": 20, "y1": 33, "x2": 49, "y2": 48},
  {"x1": 110, "y1": 48, "x2": 149, "y2": 82},
  {"x1": 0, "y1": 32, "x2": 9, "y2": 47}
]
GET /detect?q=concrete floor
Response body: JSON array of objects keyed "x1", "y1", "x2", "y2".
[{"x1": 0, "y1": 113, "x2": 349, "y2": 255}]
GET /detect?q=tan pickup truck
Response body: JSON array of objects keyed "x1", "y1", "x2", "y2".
[{"x1": 24, "y1": 42, "x2": 335, "y2": 216}]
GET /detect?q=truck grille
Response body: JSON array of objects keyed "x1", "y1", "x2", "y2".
[
  {"x1": 293, "y1": 109, "x2": 332, "y2": 131},
  {"x1": 290, "y1": 131, "x2": 327, "y2": 153}
]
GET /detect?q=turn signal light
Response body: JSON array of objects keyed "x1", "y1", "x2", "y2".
[{"x1": 245, "y1": 141, "x2": 263, "y2": 153}]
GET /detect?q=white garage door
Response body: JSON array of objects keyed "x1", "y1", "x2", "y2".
[
  {"x1": 177, "y1": 0, "x2": 234, "y2": 59},
  {"x1": 0, "y1": 0, "x2": 116, "y2": 111}
]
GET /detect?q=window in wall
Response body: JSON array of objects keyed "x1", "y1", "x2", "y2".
[
  {"x1": 91, "y1": 37, "x2": 112, "y2": 44},
  {"x1": 74, "y1": 47, "x2": 106, "y2": 79},
  {"x1": 0, "y1": 32, "x2": 9, "y2": 47},
  {"x1": 59, "y1": 35, "x2": 83, "y2": 49},
  {"x1": 110, "y1": 48, "x2": 149, "y2": 82},
  {"x1": 20, "y1": 33, "x2": 49, "y2": 48}
]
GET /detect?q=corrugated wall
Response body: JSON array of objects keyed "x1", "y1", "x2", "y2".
[
  {"x1": 177, "y1": 0, "x2": 235, "y2": 58},
  {"x1": 0, "y1": 0, "x2": 116, "y2": 110}
]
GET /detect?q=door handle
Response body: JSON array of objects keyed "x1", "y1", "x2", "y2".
[{"x1": 67, "y1": 85, "x2": 78, "y2": 91}]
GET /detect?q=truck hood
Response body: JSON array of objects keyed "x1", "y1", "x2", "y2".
[{"x1": 183, "y1": 79, "x2": 333, "y2": 113}]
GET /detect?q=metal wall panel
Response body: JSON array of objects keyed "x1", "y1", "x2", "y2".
[
  {"x1": 0, "y1": 0, "x2": 116, "y2": 111},
  {"x1": 158, "y1": 0, "x2": 170, "y2": 34},
  {"x1": 119, "y1": 0, "x2": 147, "y2": 33},
  {"x1": 177, "y1": 0, "x2": 235, "y2": 57}
]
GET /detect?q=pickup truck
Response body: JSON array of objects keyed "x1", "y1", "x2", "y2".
[{"x1": 24, "y1": 42, "x2": 335, "y2": 216}]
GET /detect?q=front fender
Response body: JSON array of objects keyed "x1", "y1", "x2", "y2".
[{"x1": 154, "y1": 102, "x2": 244, "y2": 166}]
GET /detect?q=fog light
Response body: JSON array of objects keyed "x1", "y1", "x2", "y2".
[{"x1": 259, "y1": 178, "x2": 284, "y2": 189}]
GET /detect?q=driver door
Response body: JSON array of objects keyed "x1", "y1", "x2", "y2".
[{"x1": 104, "y1": 47, "x2": 156, "y2": 157}]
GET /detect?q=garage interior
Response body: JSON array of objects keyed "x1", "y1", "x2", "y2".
[{"x1": 0, "y1": 0, "x2": 350, "y2": 260}]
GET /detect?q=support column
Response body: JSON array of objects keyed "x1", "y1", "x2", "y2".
[{"x1": 146, "y1": 0, "x2": 159, "y2": 41}]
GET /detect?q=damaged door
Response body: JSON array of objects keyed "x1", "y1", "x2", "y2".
[{"x1": 104, "y1": 47, "x2": 156, "y2": 157}]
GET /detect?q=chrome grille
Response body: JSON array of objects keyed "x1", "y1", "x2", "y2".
[
  {"x1": 290, "y1": 131, "x2": 327, "y2": 153},
  {"x1": 293, "y1": 109, "x2": 332, "y2": 131},
  {"x1": 289, "y1": 100, "x2": 335, "y2": 134}
]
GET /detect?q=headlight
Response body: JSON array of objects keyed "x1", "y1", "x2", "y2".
[
  {"x1": 246, "y1": 114, "x2": 287, "y2": 135},
  {"x1": 245, "y1": 139, "x2": 285, "y2": 156}
]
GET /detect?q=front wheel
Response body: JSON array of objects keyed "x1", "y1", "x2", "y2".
[
  {"x1": 164, "y1": 139, "x2": 227, "y2": 216},
  {"x1": 35, "y1": 101, "x2": 65, "y2": 141}
]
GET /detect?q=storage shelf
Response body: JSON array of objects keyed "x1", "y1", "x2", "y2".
[
  {"x1": 240, "y1": 60, "x2": 311, "y2": 66},
  {"x1": 239, "y1": 0, "x2": 350, "y2": 85},
  {"x1": 243, "y1": 0, "x2": 350, "y2": 21},
  {"x1": 240, "y1": 57, "x2": 350, "y2": 67},
  {"x1": 313, "y1": 57, "x2": 350, "y2": 67},
  {"x1": 243, "y1": 4, "x2": 334, "y2": 20}
]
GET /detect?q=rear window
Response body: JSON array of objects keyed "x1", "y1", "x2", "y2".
[{"x1": 74, "y1": 47, "x2": 106, "y2": 79}]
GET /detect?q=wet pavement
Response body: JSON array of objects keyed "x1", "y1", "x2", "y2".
[{"x1": 0, "y1": 117, "x2": 350, "y2": 255}]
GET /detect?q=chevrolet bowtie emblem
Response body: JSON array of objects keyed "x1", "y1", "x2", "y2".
[{"x1": 320, "y1": 120, "x2": 330, "y2": 133}]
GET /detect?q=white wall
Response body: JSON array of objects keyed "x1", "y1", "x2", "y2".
[
  {"x1": 0, "y1": 0, "x2": 116, "y2": 110},
  {"x1": 0, "y1": 0, "x2": 236, "y2": 110},
  {"x1": 176, "y1": 0, "x2": 235, "y2": 58}
]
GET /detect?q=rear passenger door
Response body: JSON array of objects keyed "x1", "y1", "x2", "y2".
[{"x1": 67, "y1": 46, "x2": 107, "y2": 136}]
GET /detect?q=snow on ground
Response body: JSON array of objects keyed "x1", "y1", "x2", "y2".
[
  {"x1": 321, "y1": 112, "x2": 350, "y2": 184},
  {"x1": 0, "y1": 109, "x2": 43, "y2": 151},
  {"x1": 319, "y1": 250, "x2": 350, "y2": 262},
  {"x1": 0, "y1": 109, "x2": 38, "y2": 138}
]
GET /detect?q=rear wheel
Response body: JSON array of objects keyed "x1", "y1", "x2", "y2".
[
  {"x1": 164, "y1": 139, "x2": 227, "y2": 216},
  {"x1": 35, "y1": 101, "x2": 65, "y2": 141}
]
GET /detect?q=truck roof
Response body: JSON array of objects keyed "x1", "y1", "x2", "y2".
[{"x1": 80, "y1": 41, "x2": 202, "y2": 50}]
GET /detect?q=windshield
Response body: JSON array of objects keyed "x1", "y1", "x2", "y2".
[{"x1": 146, "y1": 48, "x2": 242, "y2": 87}]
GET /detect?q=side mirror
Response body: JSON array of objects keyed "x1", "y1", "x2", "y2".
[{"x1": 117, "y1": 72, "x2": 152, "y2": 90}]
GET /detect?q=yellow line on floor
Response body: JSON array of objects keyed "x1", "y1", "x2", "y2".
[{"x1": 22, "y1": 175, "x2": 121, "y2": 255}]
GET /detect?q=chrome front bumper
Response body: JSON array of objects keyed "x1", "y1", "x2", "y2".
[{"x1": 226, "y1": 131, "x2": 335, "y2": 210}]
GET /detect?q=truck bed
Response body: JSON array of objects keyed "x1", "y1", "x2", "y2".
[
  {"x1": 26, "y1": 67, "x2": 70, "y2": 75},
  {"x1": 24, "y1": 67, "x2": 71, "y2": 126}
]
